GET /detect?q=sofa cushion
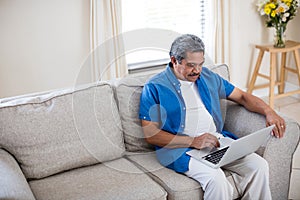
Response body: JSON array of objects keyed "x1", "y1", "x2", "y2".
[
  {"x1": 115, "y1": 74, "x2": 156, "y2": 152},
  {"x1": 126, "y1": 152, "x2": 240, "y2": 200},
  {"x1": 0, "y1": 149, "x2": 35, "y2": 200},
  {"x1": 29, "y1": 158, "x2": 167, "y2": 200},
  {"x1": 0, "y1": 83, "x2": 125, "y2": 179},
  {"x1": 209, "y1": 64, "x2": 231, "y2": 125},
  {"x1": 115, "y1": 64, "x2": 230, "y2": 152},
  {"x1": 209, "y1": 64, "x2": 230, "y2": 80}
]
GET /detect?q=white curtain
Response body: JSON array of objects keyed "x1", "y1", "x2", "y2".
[
  {"x1": 90, "y1": 0, "x2": 127, "y2": 81},
  {"x1": 208, "y1": 0, "x2": 232, "y2": 66}
]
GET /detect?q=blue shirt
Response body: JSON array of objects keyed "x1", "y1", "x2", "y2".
[{"x1": 139, "y1": 64, "x2": 236, "y2": 173}]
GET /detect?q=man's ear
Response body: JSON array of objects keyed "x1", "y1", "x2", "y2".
[{"x1": 170, "y1": 56, "x2": 177, "y2": 65}]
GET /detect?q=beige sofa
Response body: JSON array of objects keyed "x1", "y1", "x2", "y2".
[
  {"x1": 290, "y1": 140, "x2": 300, "y2": 199},
  {"x1": 0, "y1": 64, "x2": 299, "y2": 200}
]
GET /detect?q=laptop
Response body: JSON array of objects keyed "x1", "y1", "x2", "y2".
[{"x1": 186, "y1": 125, "x2": 274, "y2": 168}]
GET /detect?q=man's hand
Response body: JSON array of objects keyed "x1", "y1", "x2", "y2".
[
  {"x1": 191, "y1": 133, "x2": 220, "y2": 149},
  {"x1": 266, "y1": 110, "x2": 286, "y2": 138}
]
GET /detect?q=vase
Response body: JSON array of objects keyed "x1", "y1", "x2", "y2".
[{"x1": 273, "y1": 25, "x2": 286, "y2": 48}]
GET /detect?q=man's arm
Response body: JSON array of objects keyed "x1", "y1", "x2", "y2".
[
  {"x1": 141, "y1": 120, "x2": 220, "y2": 149},
  {"x1": 227, "y1": 87, "x2": 285, "y2": 138}
]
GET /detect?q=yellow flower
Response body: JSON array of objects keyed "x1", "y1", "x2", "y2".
[
  {"x1": 271, "y1": 10, "x2": 276, "y2": 17},
  {"x1": 269, "y1": 3, "x2": 276, "y2": 8},
  {"x1": 283, "y1": 0, "x2": 292, "y2": 6},
  {"x1": 264, "y1": 6, "x2": 272, "y2": 14}
]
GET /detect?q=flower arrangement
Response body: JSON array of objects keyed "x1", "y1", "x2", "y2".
[{"x1": 257, "y1": 0, "x2": 300, "y2": 47}]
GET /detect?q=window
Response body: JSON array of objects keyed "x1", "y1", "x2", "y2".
[{"x1": 121, "y1": 0, "x2": 209, "y2": 71}]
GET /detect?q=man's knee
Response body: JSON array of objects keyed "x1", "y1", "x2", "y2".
[
  {"x1": 203, "y1": 170, "x2": 234, "y2": 199},
  {"x1": 254, "y1": 155, "x2": 269, "y2": 174},
  {"x1": 205, "y1": 170, "x2": 233, "y2": 192}
]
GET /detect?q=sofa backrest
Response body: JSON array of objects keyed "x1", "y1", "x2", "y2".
[
  {"x1": 115, "y1": 74, "x2": 156, "y2": 152},
  {"x1": 115, "y1": 64, "x2": 230, "y2": 152},
  {"x1": 0, "y1": 82, "x2": 125, "y2": 179}
]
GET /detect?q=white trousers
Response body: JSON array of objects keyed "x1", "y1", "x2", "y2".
[{"x1": 184, "y1": 153, "x2": 272, "y2": 200}]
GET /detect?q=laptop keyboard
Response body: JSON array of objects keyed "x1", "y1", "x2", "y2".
[{"x1": 203, "y1": 146, "x2": 229, "y2": 164}]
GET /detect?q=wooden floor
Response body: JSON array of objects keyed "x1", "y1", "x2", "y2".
[{"x1": 261, "y1": 95, "x2": 300, "y2": 124}]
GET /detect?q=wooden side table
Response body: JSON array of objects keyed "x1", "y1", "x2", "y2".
[{"x1": 247, "y1": 40, "x2": 300, "y2": 108}]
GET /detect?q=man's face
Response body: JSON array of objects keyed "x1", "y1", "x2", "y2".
[{"x1": 172, "y1": 51, "x2": 205, "y2": 82}]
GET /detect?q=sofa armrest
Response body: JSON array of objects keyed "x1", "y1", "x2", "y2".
[
  {"x1": 223, "y1": 101, "x2": 300, "y2": 200},
  {"x1": 0, "y1": 149, "x2": 36, "y2": 200},
  {"x1": 223, "y1": 101, "x2": 266, "y2": 136}
]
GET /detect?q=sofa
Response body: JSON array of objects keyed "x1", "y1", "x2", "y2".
[{"x1": 0, "y1": 64, "x2": 299, "y2": 200}]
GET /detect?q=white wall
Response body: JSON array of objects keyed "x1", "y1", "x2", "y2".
[
  {"x1": 0, "y1": 0, "x2": 299, "y2": 98},
  {"x1": 0, "y1": 0, "x2": 90, "y2": 98},
  {"x1": 228, "y1": 0, "x2": 300, "y2": 90}
]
